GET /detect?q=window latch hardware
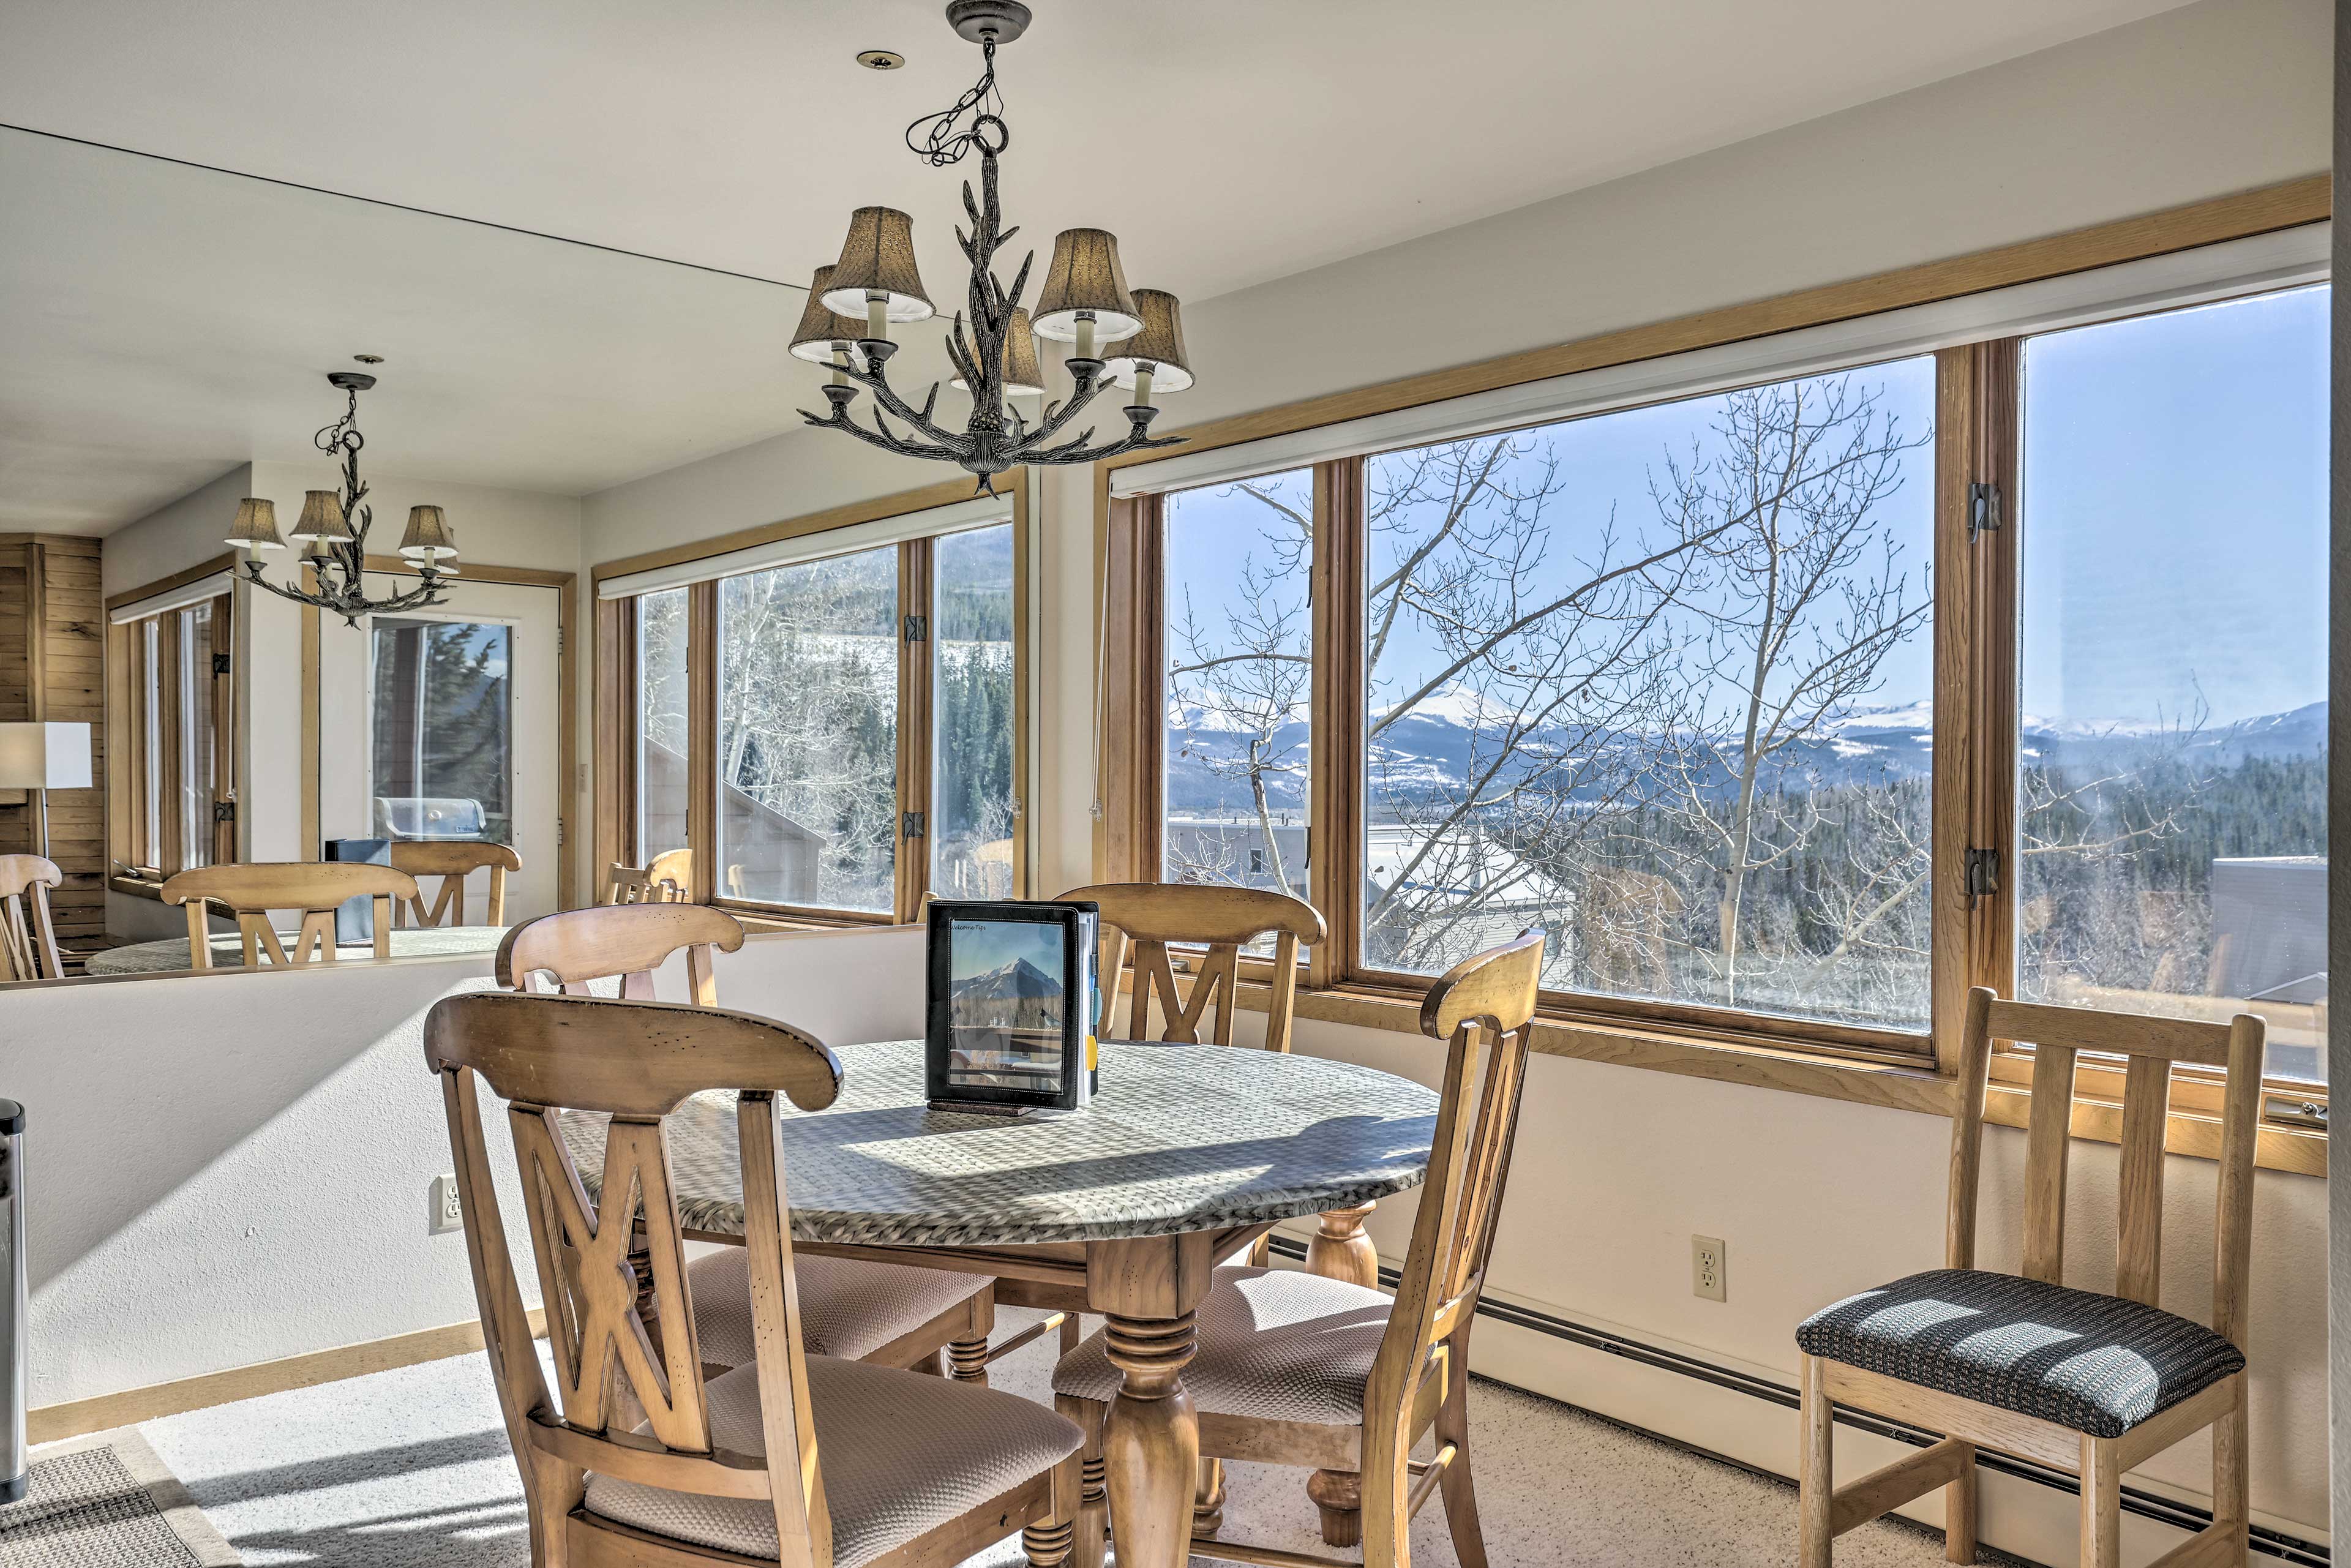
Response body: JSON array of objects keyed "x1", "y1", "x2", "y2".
[
  {"x1": 212, "y1": 652, "x2": 231, "y2": 675},
  {"x1": 1963, "y1": 846, "x2": 2001, "y2": 901},
  {"x1": 1969, "y1": 481, "x2": 2002, "y2": 542},
  {"x1": 212, "y1": 801, "x2": 236, "y2": 823},
  {"x1": 2262, "y1": 1092, "x2": 2327, "y2": 1131},
  {"x1": 904, "y1": 614, "x2": 927, "y2": 643},
  {"x1": 902, "y1": 811, "x2": 926, "y2": 840}
]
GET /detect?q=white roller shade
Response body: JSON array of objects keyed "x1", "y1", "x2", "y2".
[
  {"x1": 598, "y1": 492, "x2": 1013, "y2": 601},
  {"x1": 107, "y1": 569, "x2": 235, "y2": 625},
  {"x1": 1111, "y1": 223, "x2": 2328, "y2": 498}
]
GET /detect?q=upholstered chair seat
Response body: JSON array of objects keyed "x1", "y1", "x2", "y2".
[
  {"x1": 1054, "y1": 1266, "x2": 1391, "y2": 1425},
  {"x1": 1796, "y1": 1267, "x2": 2244, "y2": 1441},
  {"x1": 585, "y1": 1356, "x2": 1082, "y2": 1566},
  {"x1": 687, "y1": 1248, "x2": 994, "y2": 1367}
]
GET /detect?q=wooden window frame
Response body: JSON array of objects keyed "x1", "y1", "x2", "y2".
[
  {"x1": 594, "y1": 479, "x2": 1033, "y2": 927},
  {"x1": 1096, "y1": 178, "x2": 2330, "y2": 1173},
  {"x1": 106, "y1": 569, "x2": 236, "y2": 891}
]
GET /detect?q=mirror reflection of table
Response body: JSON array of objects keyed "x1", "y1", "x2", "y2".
[
  {"x1": 561, "y1": 1037, "x2": 1441, "y2": 1568},
  {"x1": 83, "y1": 924, "x2": 508, "y2": 975}
]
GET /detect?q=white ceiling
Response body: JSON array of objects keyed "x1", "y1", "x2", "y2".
[{"x1": 0, "y1": 0, "x2": 2194, "y2": 535}]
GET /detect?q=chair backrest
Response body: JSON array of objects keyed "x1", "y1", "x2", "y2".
[
  {"x1": 607, "y1": 847, "x2": 694, "y2": 905},
  {"x1": 0, "y1": 855, "x2": 64, "y2": 981},
  {"x1": 1947, "y1": 986, "x2": 2265, "y2": 1346},
  {"x1": 1365, "y1": 931, "x2": 1543, "y2": 1484},
  {"x1": 388, "y1": 841, "x2": 522, "y2": 928},
  {"x1": 424, "y1": 990, "x2": 842, "y2": 1564},
  {"x1": 1059, "y1": 881, "x2": 1326, "y2": 1051},
  {"x1": 160, "y1": 861, "x2": 421, "y2": 968},
  {"x1": 496, "y1": 903, "x2": 745, "y2": 1005}
]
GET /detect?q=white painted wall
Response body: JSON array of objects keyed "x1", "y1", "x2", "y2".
[
  {"x1": 561, "y1": 1, "x2": 2335, "y2": 1556},
  {"x1": 0, "y1": 923, "x2": 921, "y2": 1411}
]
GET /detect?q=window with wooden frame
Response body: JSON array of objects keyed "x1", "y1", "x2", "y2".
[
  {"x1": 1099, "y1": 192, "x2": 2330, "y2": 1163},
  {"x1": 596, "y1": 483, "x2": 1028, "y2": 924},
  {"x1": 111, "y1": 587, "x2": 235, "y2": 880}
]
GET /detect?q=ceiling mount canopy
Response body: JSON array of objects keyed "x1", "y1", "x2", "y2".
[
  {"x1": 228, "y1": 371, "x2": 461, "y2": 627},
  {"x1": 796, "y1": 0, "x2": 1193, "y2": 489}
]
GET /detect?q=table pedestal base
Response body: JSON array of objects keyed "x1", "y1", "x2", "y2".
[{"x1": 1103, "y1": 1311, "x2": 1199, "y2": 1568}]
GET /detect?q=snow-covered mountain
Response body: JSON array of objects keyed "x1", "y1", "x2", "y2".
[{"x1": 1163, "y1": 694, "x2": 2325, "y2": 815}]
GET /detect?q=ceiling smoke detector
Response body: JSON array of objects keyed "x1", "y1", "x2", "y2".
[{"x1": 857, "y1": 50, "x2": 905, "y2": 70}]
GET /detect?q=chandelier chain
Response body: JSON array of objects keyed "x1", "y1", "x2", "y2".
[{"x1": 905, "y1": 36, "x2": 1003, "y2": 167}]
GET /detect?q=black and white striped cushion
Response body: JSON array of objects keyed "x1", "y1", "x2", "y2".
[{"x1": 1796, "y1": 1269, "x2": 2243, "y2": 1439}]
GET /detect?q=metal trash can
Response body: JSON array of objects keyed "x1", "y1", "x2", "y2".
[{"x1": 0, "y1": 1100, "x2": 24, "y2": 1503}]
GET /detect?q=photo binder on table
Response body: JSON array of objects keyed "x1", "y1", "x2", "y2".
[{"x1": 926, "y1": 899, "x2": 1098, "y2": 1114}]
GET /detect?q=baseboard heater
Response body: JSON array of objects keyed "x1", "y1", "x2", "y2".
[{"x1": 1262, "y1": 1235, "x2": 2327, "y2": 1567}]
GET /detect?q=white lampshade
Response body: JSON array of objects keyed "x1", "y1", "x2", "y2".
[{"x1": 0, "y1": 722, "x2": 93, "y2": 790}]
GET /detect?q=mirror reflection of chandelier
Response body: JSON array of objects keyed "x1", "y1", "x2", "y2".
[
  {"x1": 794, "y1": 0, "x2": 1194, "y2": 488},
  {"x1": 224, "y1": 370, "x2": 460, "y2": 628}
]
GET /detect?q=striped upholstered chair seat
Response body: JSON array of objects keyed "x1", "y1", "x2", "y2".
[{"x1": 1796, "y1": 1267, "x2": 2246, "y2": 1441}]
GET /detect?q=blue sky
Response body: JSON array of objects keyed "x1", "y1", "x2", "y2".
[
  {"x1": 2022, "y1": 285, "x2": 2327, "y2": 726},
  {"x1": 1164, "y1": 285, "x2": 2328, "y2": 731}
]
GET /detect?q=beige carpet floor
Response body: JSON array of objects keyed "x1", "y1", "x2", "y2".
[{"x1": 140, "y1": 1307, "x2": 2031, "y2": 1566}]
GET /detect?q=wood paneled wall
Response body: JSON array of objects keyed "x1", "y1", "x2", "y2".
[{"x1": 0, "y1": 535, "x2": 105, "y2": 944}]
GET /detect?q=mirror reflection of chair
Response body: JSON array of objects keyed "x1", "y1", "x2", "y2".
[
  {"x1": 495, "y1": 902, "x2": 1002, "y2": 1387},
  {"x1": 0, "y1": 854, "x2": 67, "y2": 981},
  {"x1": 1052, "y1": 928, "x2": 1543, "y2": 1568},
  {"x1": 606, "y1": 845, "x2": 693, "y2": 904},
  {"x1": 160, "y1": 861, "x2": 421, "y2": 969},
  {"x1": 422, "y1": 989, "x2": 1082, "y2": 1568},
  {"x1": 388, "y1": 841, "x2": 521, "y2": 928},
  {"x1": 1794, "y1": 987, "x2": 2265, "y2": 1568}
]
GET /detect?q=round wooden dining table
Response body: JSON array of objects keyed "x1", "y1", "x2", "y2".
[
  {"x1": 83, "y1": 924, "x2": 507, "y2": 974},
  {"x1": 561, "y1": 1036, "x2": 1440, "y2": 1568}
]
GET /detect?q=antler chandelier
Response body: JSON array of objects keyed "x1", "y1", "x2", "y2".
[
  {"x1": 223, "y1": 370, "x2": 461, "y2": 628},
  {"x1": 794, "y1": 0, "x2": 1193, "y2": 489}
]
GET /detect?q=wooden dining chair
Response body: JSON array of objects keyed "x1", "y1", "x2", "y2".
[
  {"x1": 423, "y1": 989, "x2": 1083, "y2": 1568},
  {"x1": 0, "y1": 855, "x2": 66, "y2": 981},
  {"x1": 607, "y1": 847, "x2": 694, "y2": 906},
  {"x1": 389, "y1": 841, "x2": 522, "y2": 928},
  {"x1": 496, "y1": 902, "x2": 1000, "y2": 1387},
  {"x1": 1059, "y1": 882, "x2": 1326, "y2": 1052},
  {"x1": 159, "y1": 861, "x2": 421, "y2": 969},
  {"x1": 1052, "y1": 928, "x2": 1543, "y2": 1568},
  {"x1": 1795, "y1": 987, "x2": 2264, "y2": 1568}
]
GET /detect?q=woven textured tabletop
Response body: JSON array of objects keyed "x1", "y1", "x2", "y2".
[
  {"x1": 562, "y1": 1038, "x2": 1440, "y2": 1248},
  {"x1": 84, "y1": 925, "x2": 508, "y2": 975}
]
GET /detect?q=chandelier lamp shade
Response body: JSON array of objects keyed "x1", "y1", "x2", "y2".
[
  {"x1": 228, "y1": 372, "x2": 459, "y2": 626},
  {"x1": 797, "y1": 0, "x2": 1191, "y2": 486}
]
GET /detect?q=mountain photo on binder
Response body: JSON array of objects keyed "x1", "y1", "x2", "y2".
[{"x1": 925, "y1": 899, "x2": 1097, "y2": 1112}]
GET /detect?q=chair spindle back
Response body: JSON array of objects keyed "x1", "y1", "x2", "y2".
[
  {"x1": 1947, "y1": 986, "x2": 2265, "y2": 1346},
  {"x1": 607, "y1": 847, "x2": 694, "y2": 906},
  {"x1": 389, "y1": 841, "x2": 521, "y2": 928},
  {"x1": 425, "y1": 990, "x2": 844, "y2": 1564},
  {"x1": 159, "y1": 861, "x2": 421, "y2": 968},
  {"x1": 1058, "y1": 882, "x2": 1325, "y2": 1051},
  {"x1": 0, "y1": 855, "x2": 66, "y2": 981},
  {"x1": 496, "y1": 902, "x2": 745, "y2": 1005}
]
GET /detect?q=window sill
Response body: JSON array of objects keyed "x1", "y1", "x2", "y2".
[
  {"x1": 1224, "y1": 976, "x2": 1955, "y2": 1117},
  {"x1": 1212, "y1": 977, "x2": 2326, "y2": 1177},
  {"x1": 108, "y1": 876, "x2": 165, "y2": 902}
]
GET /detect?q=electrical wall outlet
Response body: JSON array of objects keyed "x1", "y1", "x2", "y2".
[
  {"x1": 1692, "y1": 1235, "x2": 1727, "y2": 1302},
  {"x1": 430, "y1": 1173, "x2": 465, "y2": 1236}
]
